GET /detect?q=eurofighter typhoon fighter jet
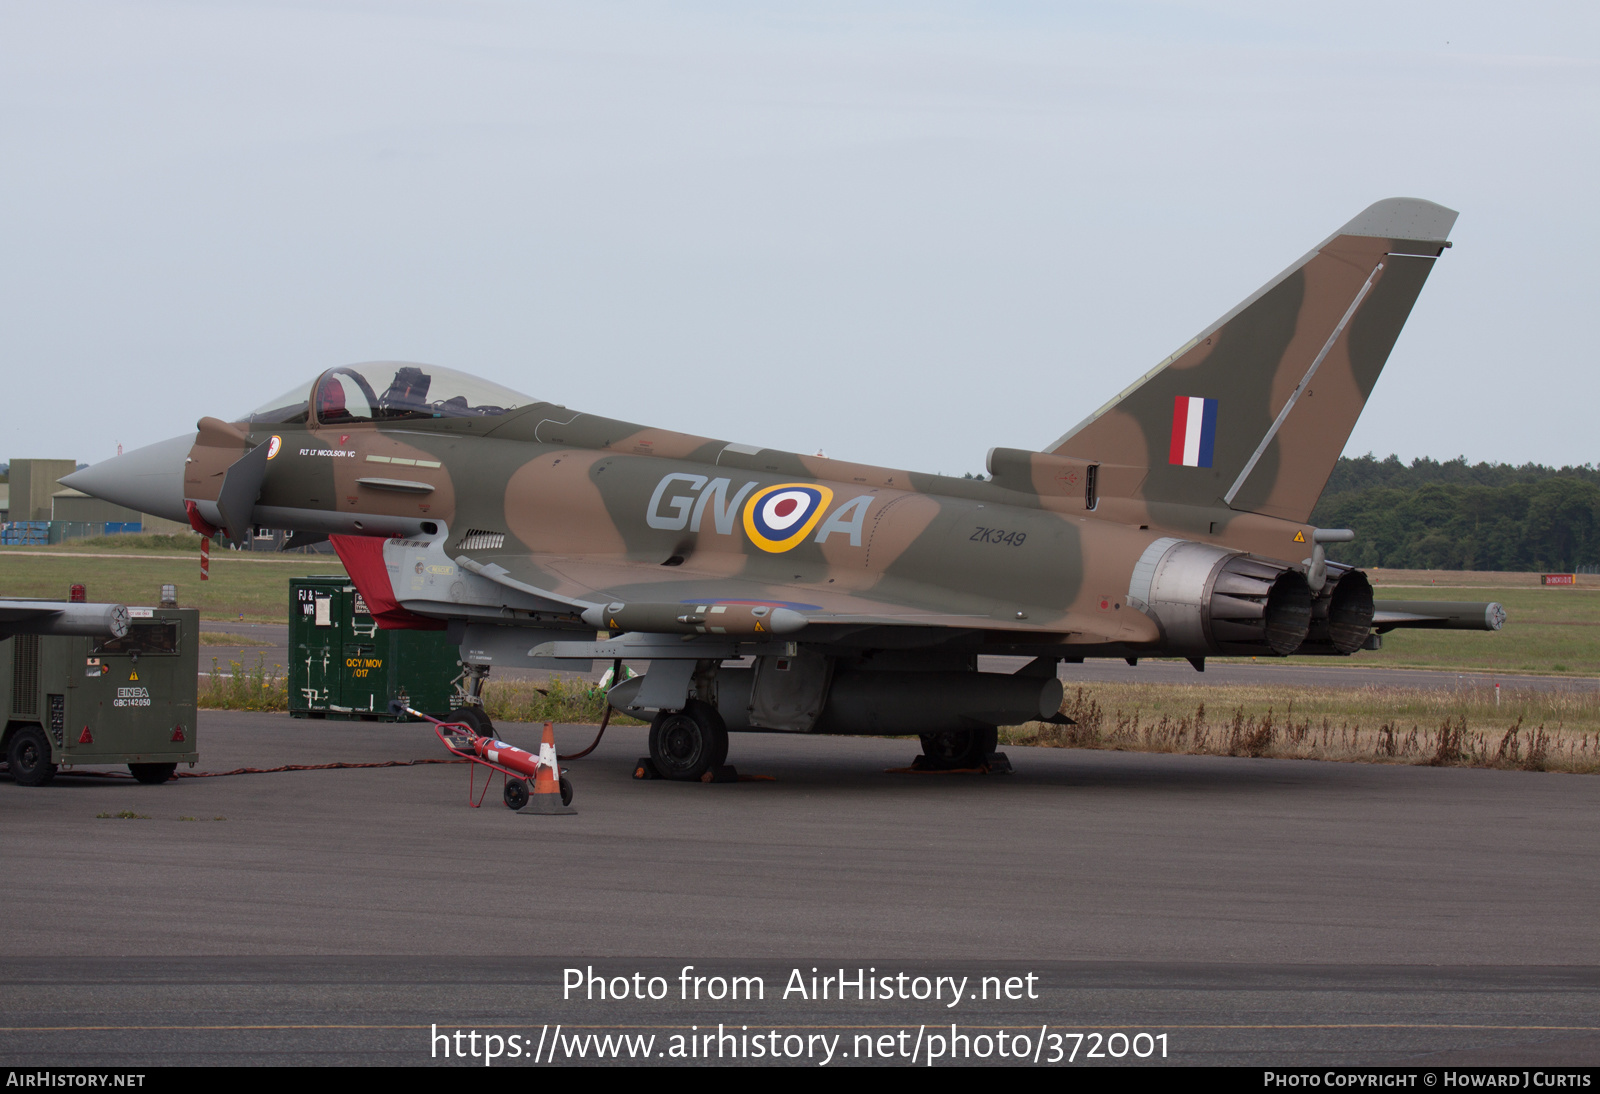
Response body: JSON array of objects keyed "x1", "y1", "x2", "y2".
[{"x1": 68, "y1": 198, "x2": 1504, "y2": 779}]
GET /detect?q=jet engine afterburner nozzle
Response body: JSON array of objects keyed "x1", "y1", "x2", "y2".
[
  {"x1": 1127, "y1": 538, "x2": 1314, "y2": 657},
  {"x1": 1301, "y1": 567, "x2": 1376, "y2": 655}
]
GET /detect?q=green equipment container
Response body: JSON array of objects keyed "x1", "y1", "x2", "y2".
[
  {"x1": 288, "y1": 575, "x2": 463, "y2": 721},
  {"x1": 2, "y1": 606, "x2": 200, "y2": 786}
]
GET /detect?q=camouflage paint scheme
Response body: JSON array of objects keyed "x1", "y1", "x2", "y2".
[{"x1": 67, "y1": 198, "x2": 1501, "y2": 770}]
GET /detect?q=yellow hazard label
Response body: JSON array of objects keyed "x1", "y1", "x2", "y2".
[
  {"x1": 754, "y1": 620, "x2": 765, "y2": 633},
  {"x1": 1293, "y1": 531, "x2": 1305, "y2": 543},
  {"x1": 129, "y1": 670, "x2": 139, "y2": 680}
]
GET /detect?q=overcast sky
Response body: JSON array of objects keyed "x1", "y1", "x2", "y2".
[{"x1": 3, "y1": 2, "x2": 1596, "y2": 475}]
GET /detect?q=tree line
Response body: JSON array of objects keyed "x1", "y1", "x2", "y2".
[{"x1": 1309, "y1": 455, "x2": 1600, "y2": 572}]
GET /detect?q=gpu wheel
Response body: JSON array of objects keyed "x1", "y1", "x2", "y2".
[{"x1": 7, "y1": 727, "x2": 57, "y2": 787}]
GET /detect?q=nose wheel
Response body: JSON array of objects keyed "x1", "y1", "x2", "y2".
[{"x1": 440, "y1": 707, "x2": 493, "y2": 737}]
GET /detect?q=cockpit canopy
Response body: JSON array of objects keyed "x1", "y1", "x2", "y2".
[{"x1": 245, "y1": 363, "x2": 533, "y2": 425}]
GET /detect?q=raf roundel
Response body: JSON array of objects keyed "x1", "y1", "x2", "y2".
[{"x1": 742, "y1": 483, "x2": 835, "y2": 553}]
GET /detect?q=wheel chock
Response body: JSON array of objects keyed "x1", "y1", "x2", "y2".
[
  {"x1": 634, "y1": 759, "x2": 770, "y2": 782},
  {"x1": 890, "y1": 751, "x2": 1014, "y2": 775}
]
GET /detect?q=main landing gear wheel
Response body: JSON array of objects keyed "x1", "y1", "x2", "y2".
[
  {"x1": 7, "y1": 727, "x2": 57, "y2": 787},
  {"x1": 504, "y1": 779, "x2": 529, "y2": 811},
  {"x1": 648, "y1": 700, "x2": 729, "y2": 781},
  {"x1": 918, "y1": 726, "x2": 998, "y2": 770},
  {"x1": 129, "y1": 763, "x2": 177, "y2": 785}
]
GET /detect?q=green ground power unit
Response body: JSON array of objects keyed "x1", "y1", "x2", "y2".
[
  {"x1": 2, "y1": 606, "x2": 200, "y2": 785},
  {"x1": 288, "y1": 575, "x2": 463, "y2": 721}
]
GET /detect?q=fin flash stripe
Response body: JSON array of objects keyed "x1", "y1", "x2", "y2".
[{"x1": 1169, "y1": 396, "x2": 1218, "y2": 468}]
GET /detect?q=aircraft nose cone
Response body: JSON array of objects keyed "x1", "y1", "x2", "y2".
[{"x1": 60, "y1": 433, "x2": 194, "y2": 524}]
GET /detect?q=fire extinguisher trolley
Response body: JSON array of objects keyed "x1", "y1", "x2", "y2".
[{"x1": 404, "y1": 705, "x2": 574, "y2": 813}]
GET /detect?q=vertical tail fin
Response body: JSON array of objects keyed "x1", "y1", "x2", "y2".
[{"x1": 1049, "y1": 198, "x2": 1456, "y2": 523}]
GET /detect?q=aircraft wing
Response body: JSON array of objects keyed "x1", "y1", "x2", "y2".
[{"x1": 453, "y1": 549, "x2": 1160, "y2": 645}]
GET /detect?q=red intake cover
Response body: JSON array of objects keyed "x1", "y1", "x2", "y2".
[{"x1": 329, "y1": 534, "x2": 447, "y2": 631}]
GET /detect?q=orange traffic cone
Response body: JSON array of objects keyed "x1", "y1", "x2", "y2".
[{"x1": 521, "y1": 721, "x2": 576, "y2": 815}]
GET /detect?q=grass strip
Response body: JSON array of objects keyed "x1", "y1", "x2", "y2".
[
  {"x1": 1002, "y1": 682, "x2": 1600, "y2": 773},
  {"x1": 1, "y1": 548, "x2": 346, "y2": 622},
  {"x1": 195, "y1": 666, "x2": 644, "y2": 726}
]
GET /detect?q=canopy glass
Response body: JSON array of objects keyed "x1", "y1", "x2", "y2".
[{"x1": 245, "y1": 364, "x2": 532, "y2": 425}]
